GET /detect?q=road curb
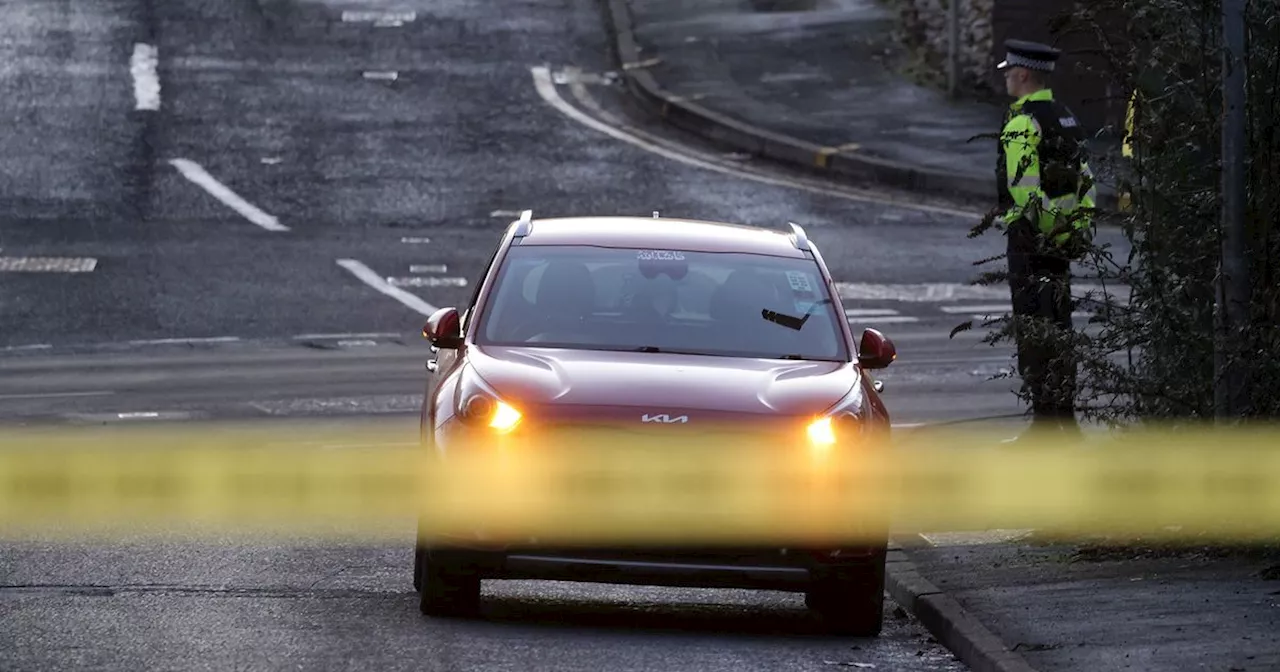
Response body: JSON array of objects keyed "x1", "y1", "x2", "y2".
[
  {"x1": 886, "y1": 547, "x2": 1040, "y2": 672},
  {"x1": 599, "y1": 0, "x2": 1121, "y2": 213},
  {"x1": 882, "y1": 417, "x2": 1039, "y2": 672}
]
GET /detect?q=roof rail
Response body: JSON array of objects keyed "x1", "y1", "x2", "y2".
[
  {"x1": 512, "y1": 209, "x2": 533, "y2": 238},
  {"x1": 788, "y1": 222, "x2": 810, "y2": 251}
]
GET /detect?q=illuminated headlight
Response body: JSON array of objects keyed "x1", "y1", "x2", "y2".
[
  {"x1": 460, "y1": 394, "x2": 523, "y2": 433},
  {"x1": 457, "y1": 373, "x2": 524, "y2": 434},
  {"x1": 805, "y1": 386, "x2": 866, "y2": 448},
  {"x1": 488, "y1": 401, "x2": 523, "y2": 432},
  {"x1": 806, "y1": 412, "x2": 861, "y2": 447},
  {"x1": 806, "y1": 417, "x2": 837, "y2": 445}
]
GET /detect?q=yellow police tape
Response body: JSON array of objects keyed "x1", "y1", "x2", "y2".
[{"x1": 1, "y1": 422, "x2": 1278, "y2": 543}]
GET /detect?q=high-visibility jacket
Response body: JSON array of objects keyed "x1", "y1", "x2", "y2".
[{"x1": 997, "y1": 88, "x2": 1096, "y2": 250}]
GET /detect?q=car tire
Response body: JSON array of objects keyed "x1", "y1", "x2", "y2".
[
  {"x1": 805, "y1": 556, "x2": 887, "y2": 637},
  {"x1": 413, "y1": 544, "x2": 424, "y2": 592},
  {"x1": 418, "y1": 550, "x2": 482, "y2": 618},
  {"x1": 413, "y1": 520, "x2": 430, "y2": 592}
]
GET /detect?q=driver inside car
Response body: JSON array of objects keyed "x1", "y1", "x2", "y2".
[
  {"x1": 526, "y1": 260, "x2": 597, "y2": 342},
  {"x1": 622, "y1": 273, "x2": 679, "y2": 344}
]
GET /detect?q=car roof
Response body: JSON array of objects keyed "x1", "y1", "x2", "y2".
[{"x1": 511, "y1": 216, "x2": 811, "y2": 259}]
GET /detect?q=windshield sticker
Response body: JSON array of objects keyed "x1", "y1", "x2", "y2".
[
  {"x1": 785, "y1": 271, "x2": 814, "y2": 294},
  {"x1": 637, "y1": 250, "x2": 686, "y2": 261}
]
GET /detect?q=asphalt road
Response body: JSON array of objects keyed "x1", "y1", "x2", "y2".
[
  {"x1": 0, "y1": 332, "x2": 1023, "y2": 425},
  {"x1": 1, "y1": 536, "x2": 967, "y2": 672},
  {"x1": 0, "y1": 0, "x2": 1133, "y2": 668},
  {"x1": 0, "y1": 0, "x2": 1130, "y2": 351}
]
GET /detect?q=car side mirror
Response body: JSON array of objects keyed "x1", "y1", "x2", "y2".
[
  {"x1": 423, "y1": 307, "x2": 463, "y2": 349},
  {"x1": 857, "y1": 328, "x2": 896, "y2": 370}
]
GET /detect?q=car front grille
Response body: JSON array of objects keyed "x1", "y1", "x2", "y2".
[{"x1": 526, "y1": 421, "x2": 794, "y2": 453}]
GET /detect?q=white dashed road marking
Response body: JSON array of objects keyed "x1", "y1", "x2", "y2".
[
  {"x1": 341, "y1": 10, "x2": 416, "y2": 26},
  {"x1": 851, "y1": 316, "x2": 921, "y2": 324},
  {"x1": 410, "y1": 264, "x2": 448, "y2": 274},
  {"x1": 0, "y1": 344, "x2": 52, "y2": 352},
  {"x1": 363, "y1": 71, "x2": 399, "y2": 81},
  {"x1": 61, "y1": 411, "x2": 200, "y2": 423},
  {"x1": 127, "y1": 337, "x2": 241, "y2": 346},
  {"x1": 0, "y1": 391, "x2": 114, "y2": 401},
  {"x1": 0, "y1": 257, "x2": 97, "y2": 272},
  {"x1": 170, "y1": 159, "x2": 288, "y2": 231},
  {"x1": 292, "y1": 332, "x2": 402, "y2": 341},
  {"x1": 836, "y1": 282, "x2": 1127, "y2": 303},
  {"x1": 75, "y1": 411, "x2": 198, "y2": 423},
  {"x1": 942, "y1": 304, "x2": 1101, "y2": 320},
  {"x1": 249, "y1": 394, "x2": 423, "y2": 416},
  {"x1": 400, "y1": 237, "x2": 432, "y2": 244},
  {"x1": 844, "y1": 308, "x2": 900, "y2": 317},
  {"x1": 842, "y1": 309, "x2": 921, "y2": 325},
  {"x1": 130, "y1": 43, "x2": 160, "y2": 111},
  {"x1": 836, "y1": 283, "x2": 1009, "y2": 302},
  {"x1": 388, "y1": 276, "x2": 468, "y2": 288},
  {"x1": 940, "y1": 304, "x2": 1009, "y2": 314},
  {"x1": 337, "y1": 259, "x2": 440, "y2": 317}
]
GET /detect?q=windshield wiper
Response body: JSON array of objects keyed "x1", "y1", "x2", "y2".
[
  {"x1": 761, "y1": 298, "x2": 833, "y2": 331},
  {"x1": 632, "y1": 346, "x2": 662, "y2": 353}
]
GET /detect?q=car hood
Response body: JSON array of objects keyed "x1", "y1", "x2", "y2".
[{"x1": 465, "y1": 345, "x2": 859, "y2": 417}]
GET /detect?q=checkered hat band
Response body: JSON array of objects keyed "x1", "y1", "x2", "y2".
[{"x1": 1005, "y1": 52, "x2": 1055, "y2": 71}]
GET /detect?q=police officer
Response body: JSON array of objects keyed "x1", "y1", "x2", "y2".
[{"x1": 995, "y1": 39, "x2": 1097, "y2": 438}]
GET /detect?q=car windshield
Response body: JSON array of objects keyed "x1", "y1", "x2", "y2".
[{"x1": 475, "y1": 245, "x2": 849, "y2": 361}]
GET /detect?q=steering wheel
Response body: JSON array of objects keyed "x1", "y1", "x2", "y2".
[
  {"x1": 526, "y1": 330, "x2": 586, "y2": 343},
  {"x1": 518, "y1": 314, "x2": 588, "y2": 343}
]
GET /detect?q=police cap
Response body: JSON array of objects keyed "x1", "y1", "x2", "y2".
[{"x1": 996, "y1": 39, "x2": 1061, "y2": 73}]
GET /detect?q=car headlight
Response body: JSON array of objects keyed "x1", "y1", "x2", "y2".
[
  {"x1": 806, "y1": 416, "x2": 838, "y2": 445},
  {"x1": 805, "y1": 386, "x2": 866, "y2": 448},
  {"x1": 456, "y1": 372, "x2": 523, "y2": 434}
]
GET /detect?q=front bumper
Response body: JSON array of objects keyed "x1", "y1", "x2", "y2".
[
  {"x1": 427, "y1": 544, "x2": 888, "y2": 592},
  {"x1": 424, "y1": 417, "x2": 893, "y2": 579}
]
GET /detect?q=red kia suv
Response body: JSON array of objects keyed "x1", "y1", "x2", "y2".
[{"x1": 413, "y1": 212, "x2": 898, "y2": 636}]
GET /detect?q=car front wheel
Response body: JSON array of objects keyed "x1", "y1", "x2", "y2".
[
  {"x1": 418, "y1": 550, "x2": 482, "y2": 617},
  {"x1": 805, "y1": 556, "x2": 886, "y2": 637}
]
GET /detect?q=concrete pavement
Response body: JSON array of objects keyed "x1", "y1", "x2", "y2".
[{"x1": 903, "y1": 533, "x2": 1280, "y2": 672}]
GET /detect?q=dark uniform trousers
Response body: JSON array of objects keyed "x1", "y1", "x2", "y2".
[{"x1": 1006, "y1": 222, "x2": 1077, "y2": 422}]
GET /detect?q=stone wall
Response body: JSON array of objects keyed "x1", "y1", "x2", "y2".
[
  {"x1": 990, "y1": 0, "x2": 1129, "y2": 134},
  {"x1": 889, "y1": 0, "x2": 997, "y2": 96},
  {"x1": 888, "y1": 0, "x2": 1128, "y2": 133}
]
